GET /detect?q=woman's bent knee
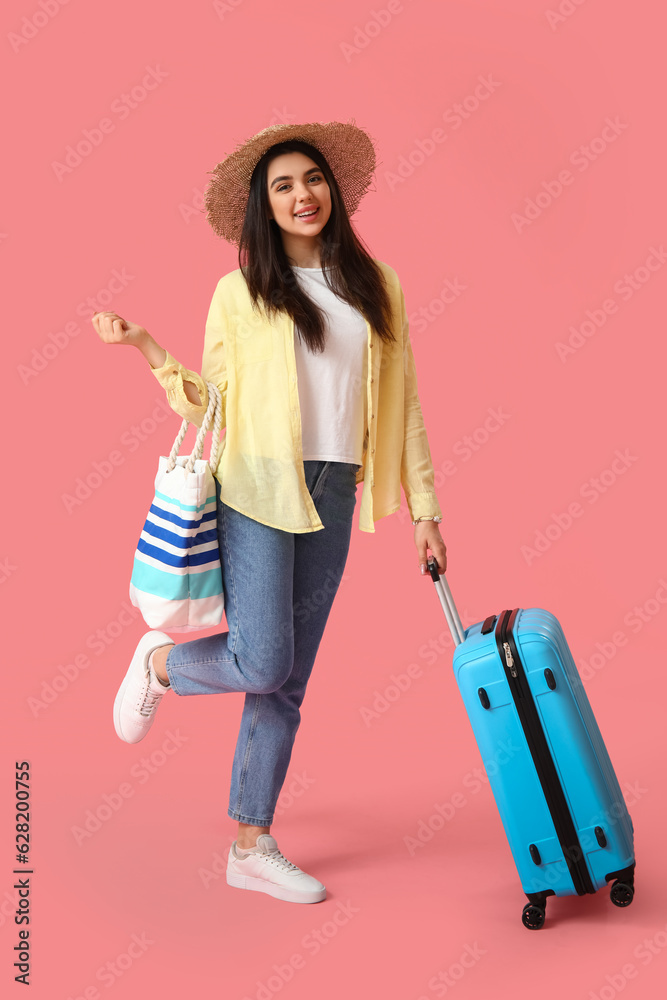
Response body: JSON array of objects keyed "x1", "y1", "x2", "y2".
[
  {"x1": 245, "y1": 664, "x2": 293, "y2": 695},
  {"x1": 240, "y1": 646, "x2": 293, "y2": 695}
]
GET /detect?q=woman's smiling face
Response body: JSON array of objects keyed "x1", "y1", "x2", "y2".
[{"x1": 266, "y1": 151, "x2": 332, "y2": 239}]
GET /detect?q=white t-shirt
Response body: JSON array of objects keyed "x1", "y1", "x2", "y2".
[{"x1": 291, "y1": 265, "x2": 368, "y2": 465}]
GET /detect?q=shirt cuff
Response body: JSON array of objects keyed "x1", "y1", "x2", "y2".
[
  {"x1": 148, "y1": 348, "x2": 208, "y2": 425},
  {"x1": 148, "y1": 348, "x2": 185, "y2": 381},
  {"x1": 406, "y1": 492, "x2": 443, "y2": 522}
]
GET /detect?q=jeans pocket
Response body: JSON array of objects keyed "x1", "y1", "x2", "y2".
[{"x1": 308, "y1": 461, "x2": 332, "y2": 502}]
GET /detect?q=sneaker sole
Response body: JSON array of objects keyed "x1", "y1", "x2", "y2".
[
  {"x1": 226, "y1": 869, "x2": 326, "y2": 904},
  {"x1": 113, "y1": 631, "x2": 172, "y2": 744}
]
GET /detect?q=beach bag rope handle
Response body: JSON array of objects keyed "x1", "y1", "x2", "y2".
[{"x1": 165, "y1": 382, "x2": 223, "y2": 475}]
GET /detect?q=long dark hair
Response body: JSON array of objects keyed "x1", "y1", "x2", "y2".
[{"x1": 237, "y1": 139, "x2": 396, "y2": 353}]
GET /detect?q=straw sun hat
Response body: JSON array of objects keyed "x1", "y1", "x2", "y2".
[{"x1": 203, "y1": 119, "x2": 379, "y2": 246}]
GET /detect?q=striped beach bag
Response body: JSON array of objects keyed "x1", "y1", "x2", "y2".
[{"x1": 129, "y1": 383, "x2": 224, "y2": 632}]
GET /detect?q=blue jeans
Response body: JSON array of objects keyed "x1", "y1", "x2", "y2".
[{"x1": 164, "y1": 460, "x2": 360, "y2": 826}]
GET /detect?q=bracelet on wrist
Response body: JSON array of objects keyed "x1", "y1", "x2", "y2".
[{"x1": 412, "y1": 515, "x2": 442, "y2": 525}]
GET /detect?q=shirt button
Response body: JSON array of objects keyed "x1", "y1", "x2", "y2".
[
  {"x1": 371, "y1": 413, "x2": 375, "y2": 420},
  {"x1": 371, "y1": 448, "x2": 375, "y2": 455},
  {"x1": 291, "y1": 374, "x2": 297, "y2": 382},
  {"x1": 370, "y1": 377, "x2": 375, "y2": 383}
]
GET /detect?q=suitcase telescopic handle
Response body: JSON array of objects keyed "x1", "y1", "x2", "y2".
[{"x1": 426, "y1": 556, "x2": 466, "y2": 647}]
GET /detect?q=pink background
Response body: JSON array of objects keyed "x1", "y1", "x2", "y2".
[{"x1": 2, "y1": 0, "x2": 665, "y2": 997}]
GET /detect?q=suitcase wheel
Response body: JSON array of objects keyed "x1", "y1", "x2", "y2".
[
  {"x1": 610, "y1": 880, "x2": 635, "y2": 907},
  {"x1": 521, "y1": 902, "x2": 546, "y2": 930}
]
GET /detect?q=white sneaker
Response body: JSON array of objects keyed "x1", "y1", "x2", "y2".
[
  {"x1": 113, "y1": 631, "x2": 173, "y2": 744},
  {"x1": 226, "y1": 834, "x2": 326, "y2": 904}
]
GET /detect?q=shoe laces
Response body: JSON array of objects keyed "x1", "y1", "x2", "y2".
[
  {"x1": 137, "y1": 675, "x2": 166, "y2": 717},
  {"x1": 259, "y1": 847, "x2": 300, "y2": 873}
]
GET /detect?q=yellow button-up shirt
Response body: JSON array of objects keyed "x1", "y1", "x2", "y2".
[{"x1": 149, "y1": 259, "x2": 443, "y2": 534}]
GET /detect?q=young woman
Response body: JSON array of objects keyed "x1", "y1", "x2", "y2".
[{"x1": 92, "y1": 120, "x2": 447, "y2": 905}]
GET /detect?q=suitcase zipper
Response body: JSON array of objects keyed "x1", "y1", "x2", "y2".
[
  {"x1": 495, "y1": 609, "x2": 595, "y2": 895},
  {"x1": 502, "y1": 642, "x2": 517, "y2": 677}
]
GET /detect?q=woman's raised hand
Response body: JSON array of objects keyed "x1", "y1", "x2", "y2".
[
  {"x1": 91, "y1": 310, "x2": 148, "y2": 348},
  {"x1": 92, "y1": 311, "x2": 168, "y2": 370}
]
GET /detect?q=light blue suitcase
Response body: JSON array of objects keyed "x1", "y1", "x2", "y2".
[{"x1": 427, "y1": 557, "x2": 636, "y2": 929}]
